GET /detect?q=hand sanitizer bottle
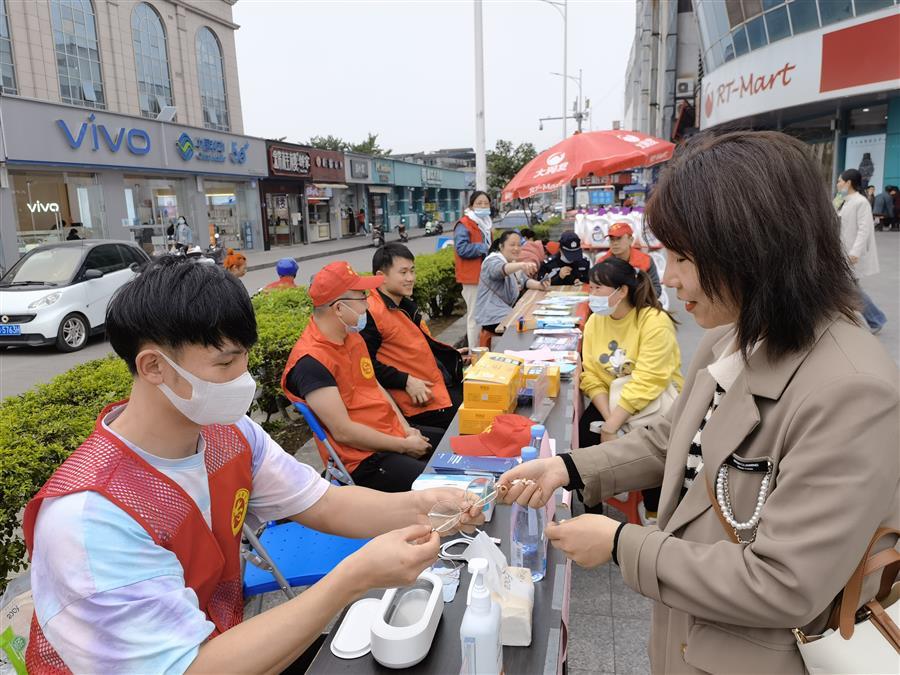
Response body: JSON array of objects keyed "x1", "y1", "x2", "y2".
[
  {"x1": 459, "y1": 558, "x2": 503, "y2": 675},
  {"x1": 510, "y1": 446, "x2": 547, "y2": 581}
]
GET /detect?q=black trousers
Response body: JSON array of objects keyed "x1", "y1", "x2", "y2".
[
  {"x1": 406, "y1": 383, "x2": 463, "y2": 437},
  {"x1": 578, "y1": 402, "x2": 661, "y2": 513},
  {"x1": 351, "y1": 450, "x2": 432, "y2": 492}
]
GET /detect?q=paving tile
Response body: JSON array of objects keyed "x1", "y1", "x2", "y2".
[
  {"x1": 567, "y1": 612, "x2": 616, "y2": 673},
  {"x1": 610, "y1": 566, "x2": 653, "y2": 620},
  {"x1": 569, "y1": 560, "x2": 612, "y2": 616},
  {"x1": 612, "y1": 617, "x2": 652, "y2": 675},
  {"x1": 569, "y1": 669, "x2": 615, "y2": 675}
]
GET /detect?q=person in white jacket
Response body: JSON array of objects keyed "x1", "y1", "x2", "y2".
[{"x1": 837, "y1": 168, "x2": 886, "y2": 334}]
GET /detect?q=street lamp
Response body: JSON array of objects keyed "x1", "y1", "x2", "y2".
[
  {"x1": 551, "y1": 69, "x2": 586, "y2": 132},
  {"x1": 538, "y1": 0, "x2": 568, "y2": 140}
]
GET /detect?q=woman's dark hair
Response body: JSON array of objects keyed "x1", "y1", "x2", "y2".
[
  {"x1": 107, "y1": 256, "x2": 257, "y2": 374},
  {"x1": 489, "y1": 229, "x2": 520, "y2": 254},
  {"x1": 520, "y1": 228, "x2": 536, "y2": 240},
  {"x1": 840, "y1": 168, "x2": 862, "y2": 192},
  {"x1": 646, "y1": 130, "x2": 858, "y2": 360},
  {"x1": 468, "y1": 191, "x2": 490, "y2": 208},
  {"x1": 589, "y1": 257, "x2": 675, "y2": 323}
]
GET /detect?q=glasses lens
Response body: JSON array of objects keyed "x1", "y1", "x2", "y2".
[
  {"x1": 428, "y1": 500, "x2": 462, "y2": 534},
  {"x1": 466, "y1": 476, "x2": 497, "y2": 510}
]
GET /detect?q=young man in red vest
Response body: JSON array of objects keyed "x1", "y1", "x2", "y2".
[
  {"x1": 361, "y1": 243, "x2": 466, "y2": 433},
  {"x1": 282, "y1": 261, "x2": 436, "y2": 492},
  {"x1": 600, "y1": 221, "x2": 663, "y2": 298},
  {"x1": 24, "y1": 257, "x2": 481, "y2": 673}
]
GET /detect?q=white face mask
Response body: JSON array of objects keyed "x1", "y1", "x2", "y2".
[
  {"x1": 589, "y1": 290, "x2": 621, "y2": 316},
  {"x1": 156, "y1": 351, "x2": 256, "y2": 426}
]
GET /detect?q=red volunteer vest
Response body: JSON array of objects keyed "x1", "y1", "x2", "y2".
[
  {"x1": 280, "y1": 318, "x2": 406, "y2": 474},
  {"x1": 263, "y1": 277, "x2": 297, "y2": 291},
  {"x1": 22, "y1": 401, "x2": 252, "y2": 674},
  {"x1": 366, "y1": 291, "x2": 451, "y2": 417},
  {"x1": 600, "y1": 247, "x2": 652, "y2": 272},
  {"x1": 454, "y1": 215, "x2": 485, "y2": 284}
]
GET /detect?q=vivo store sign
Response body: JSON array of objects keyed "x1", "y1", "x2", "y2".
[
  {"x1": 56, "y1": 113, "x2": 151, "y2": 155},
  {"x1": 701, "y1": 10, "x2": 900, "y2": 129}
]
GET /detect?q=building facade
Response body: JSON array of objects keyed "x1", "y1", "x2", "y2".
[
  {"x1": 0, "y1": 0, "x2": 263, "y2": 270},
  {"x1": 694, "y1": 0, "x2": 899, "y2": 188},
  {"x1": 623, "y1": 0, "x2": 701, "y2": 142}
]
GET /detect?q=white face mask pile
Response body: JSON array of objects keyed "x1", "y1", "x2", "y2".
[{"x1": 156, "y1": 351, "x2": 257, "y2": 426}]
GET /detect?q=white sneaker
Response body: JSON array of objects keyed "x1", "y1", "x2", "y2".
[{"x1": 638, "y1": 502, "x2": 658, "y2": 527}]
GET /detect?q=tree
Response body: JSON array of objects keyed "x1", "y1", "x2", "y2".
[
  {"x1": 348, "y1": 132, "x2": 391, "y2": 157},
  {"x1": 486, "y1": 140, "x2": 537, "y2": 198},
  {"x1": 304, "y1": 132, "x2": 391, "y2": 157}
]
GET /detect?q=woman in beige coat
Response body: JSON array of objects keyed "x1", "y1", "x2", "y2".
[{"x1": 500, "y1": 131, "x2": 899, "y2": 674}]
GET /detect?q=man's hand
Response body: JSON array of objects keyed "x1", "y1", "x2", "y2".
[
  {"x1": 339, "y1": 524, "x2": 440, "y2": 594},
  {"x1": 545, "y1": 514, "x2": 620, "y2": 568},
  {"x1": 497, "y1": 455, "x2": 569, "y2": 508},
  {"x1": 414, "y1": 488, "x2": 485, "y2": 535},
  {"x1": 400, "y1": 428, "x2": 431, "y2": 458},
  {"x1": 406, "y1": 376, "x2": 434, "y2": 406},
  {"x1": 458, "y1": 347, "x2": 472, "y2": 365},
  {"x1": 559, "y1": 265, "x2": 572, "y2": 280},
  {"x1": 600, "y1": 427, "x2": 618, "y2": 444}
]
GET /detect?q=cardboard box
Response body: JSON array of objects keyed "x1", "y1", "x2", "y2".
[
  {"x1": 464, "y1": 352, "x2": 523, "y2": 410},
  {"x1": 522, "y1": 365, "x2": 561, "y2": 398},
  {"x1": 458, "y1": 403, "x2": 507, "y2": 435}
]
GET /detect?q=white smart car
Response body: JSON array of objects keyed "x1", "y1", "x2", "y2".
[{"x1": 0, "y1": 240, "x2": 150, "y2": 352}]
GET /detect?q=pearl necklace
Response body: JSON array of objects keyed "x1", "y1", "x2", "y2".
[{"x1": 715, "y1": 462, "x2": 772, "y2": 544}]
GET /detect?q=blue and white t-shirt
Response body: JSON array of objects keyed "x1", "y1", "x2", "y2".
[{"x1": 30, "y1": 407, "x2": 330, "y2": 674}]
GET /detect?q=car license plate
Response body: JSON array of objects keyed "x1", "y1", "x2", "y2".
[{"x1": 0, "y1": 324, "x2": 21, "y2": 336}]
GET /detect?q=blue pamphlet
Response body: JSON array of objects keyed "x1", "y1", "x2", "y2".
[{"x1": 430, "y1": 452, "x2": 520, "y2": 476}]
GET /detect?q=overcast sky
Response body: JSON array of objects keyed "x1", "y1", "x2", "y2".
[{"x1": 233, "y1": 0, "x2": 635, "y2": 155}]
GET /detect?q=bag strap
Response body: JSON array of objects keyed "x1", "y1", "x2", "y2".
[
  {"x1": 837, "y1": 527, "x2": 900, "y2": 639},
  {"x1": 865, "y1": 598, "x2": 900, "y2": 653}
]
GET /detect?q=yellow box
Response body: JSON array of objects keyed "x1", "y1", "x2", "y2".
[
  {"x1": 464, "y1": 353, "x2": 523, "y2": 410},
  {"x1": 523, "y1": 365, "x2": 561, "y2": 398},
  {"x1": 458, "y1": 403, "x2": 506, "y2": 435}
]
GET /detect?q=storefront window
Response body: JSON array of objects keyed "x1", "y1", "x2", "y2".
[
  {"x1": 205, "y1": 180, "x2": 260, "y2": 250},
  {"x1": 50, "y1": 0, "x2": 106, "y2": 109},
  {"x1": 818, "y1": 0, "x2": 853, "y2": 26},
  {"x1": 855, "y1": 0, "x2": 894, "y2": 14},
  {"x1": 12, "y1": 171, "x2": 105, "y2": 254},
  {"x1": 764, "y1": 6, "x2": 791, "y2": 43},
  {"x1": 787, "y1": 0, "x2": 820, "y2": 34},
  {"x1": 306, "y1": 187, "x2": 332, "y2": 241},
  {"x1": 265, "y1": 192, "x2": 304, "y2": 246},
  {"x1": 124, "y1": 175, "x2": 187, "y2": 255},
  {"x1": 0, "y1": 0, "x2": 17, "y2": 94}
]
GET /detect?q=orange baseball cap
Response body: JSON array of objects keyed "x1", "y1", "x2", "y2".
[
  {"x1": 309, "y1": 260, "x2": 382, "y2": 305},
  {"x1": 608, "y1": 222, "x2": 633, "y2": 238},
  {"x1": 450, "y1": 414, "x2": 534, "y2": 457}
]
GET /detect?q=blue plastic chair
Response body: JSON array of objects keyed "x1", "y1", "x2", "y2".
[
  {"x1": 242, "y1": 404, "x2": 364, "y2": 602},
  {"x1": 242, "y1": 521, "x2": 369, "y2": 599},
  {"x1": 293, "y1": 401, "x2": 355, "y2": 486}
]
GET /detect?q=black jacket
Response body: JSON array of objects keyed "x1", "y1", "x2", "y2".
[{"x1": 538, "y1": 253, "x2": 590, "y2": 286}]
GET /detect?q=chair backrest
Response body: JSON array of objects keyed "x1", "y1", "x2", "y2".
[{"x1": 292, "y1": 401, "x2": 355, "y2": 486}]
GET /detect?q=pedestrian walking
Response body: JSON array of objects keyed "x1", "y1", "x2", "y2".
[
  {"x1": 836, "y1": 168, "x2": 886, "y2": 334},
  {"x1": 454, "y1": 191, "x2": 493, "y2": 349},
  {"x1": 873, "y1": 185, "x2": 897, "y2": 232},
  {"x1": 356, "y1": 208, "x2": 369, "y2": 236}
]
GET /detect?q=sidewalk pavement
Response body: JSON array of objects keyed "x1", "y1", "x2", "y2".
[{"x1": 244, "y1": 229, "x2": 428, "y2": 272}]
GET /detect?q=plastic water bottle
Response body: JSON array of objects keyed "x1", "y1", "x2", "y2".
[
  {"x1": 529, "y1": 424, "x2": 545, "y2": 453},
  {"x1": 510, "y1": 446, "x2": 547, "y2": 581}
]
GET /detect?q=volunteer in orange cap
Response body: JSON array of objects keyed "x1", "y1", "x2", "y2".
[
  {"x1": 600, "y1": 222, "x2": 662, "y2": 297},
  {"x1": 362, "y1": 243, "x2": 466, "y2": 433},
  {"x1": 281, "y1": 261, "x2": 434, "y2": 492}
]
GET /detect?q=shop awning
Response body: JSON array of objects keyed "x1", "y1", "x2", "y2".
[
  {"x1": 367, "y1": 186, "x2": 393, "y2": 194},
  {"x1": 313, "y1": 183, "x2": 348, "y2": 190}
]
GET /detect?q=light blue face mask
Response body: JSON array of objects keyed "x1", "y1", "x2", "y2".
[
  {"x1": 339, "y1": 302, "x2": 368, "y2": 333},
  {"x1": 473, "y1": 208, "x2": 491, "y2": 219}
]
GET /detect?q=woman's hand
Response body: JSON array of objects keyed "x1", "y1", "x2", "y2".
[
  {"x1": 545, "y1": 514, "x2": 620, "y2": 568},
  {"x1": 497, "y1": 456, "x2": 569, "y2": 508}
]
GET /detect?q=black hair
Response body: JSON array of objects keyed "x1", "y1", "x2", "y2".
[
  {"x1": 468, "y1": 190, "x2": 490, "y2": 208},
  {"x1": 646, "y1": 130, "x2": 858, "y2": 360},
  {"x1": 372, "y1": 242, "x2": 415, "y2": 274},
  {"x1": 488, "y1": 229, "x2": 520, "y2": 254},
  {"x1": 520, "y1": 228, "x2": 536, "y2": 240},
  {"x1": 107, "y1": 256, "x2": 257, "y2": 374},
  {"x1": 589, "y1": 257, "x2": 675, "y2": 323},
  {"x1": 840, "y1": 168, "x2": 862, "y2": 192}
]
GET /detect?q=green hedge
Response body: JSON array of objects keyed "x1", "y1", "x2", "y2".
[{"x1": 0, "y1": 247, "x2": 459, "y2": 591}]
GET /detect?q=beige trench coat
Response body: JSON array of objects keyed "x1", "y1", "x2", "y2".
[{"x1": 571, "y1": 317, "x2": 899, "y2": 674}]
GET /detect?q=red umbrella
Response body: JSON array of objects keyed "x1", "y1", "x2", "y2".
[{"x1": 501, "y1": 130, "x2": 676, "y2": 202}]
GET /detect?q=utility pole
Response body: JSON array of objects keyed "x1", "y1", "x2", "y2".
[{"x1": 474, "y1": 0, "x2": 487, "y2": 192}]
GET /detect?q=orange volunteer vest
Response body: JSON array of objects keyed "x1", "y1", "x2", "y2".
[
  {"x1": 454, "y1": 215, "x2": 486, "y2": 284},
  {"x1": 600, "y1": 247, "x2": 653, "y2": 272},
  {"x1": 263, "y1": 277, "x2": 297, "y2": 291},
  {"x1": 23, "y1": 401, "x2": 252, "y2": 673},
  {"x1": 366, "y1": 291, "x2": 451, "y2": 417},
  {"x1": 281, "y1": 318, "x2": 407, "y2": 474}
]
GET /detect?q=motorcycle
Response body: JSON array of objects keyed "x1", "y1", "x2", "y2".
[
  {"x1": 424, "y1": 217, "x2": 443, "y2": 236},
  {"x1": 398, "y1": 220, "x2": 409, "y2": 243},
  {"x1": 372, "y1": 220, "x2": 385, "y2": 248}
]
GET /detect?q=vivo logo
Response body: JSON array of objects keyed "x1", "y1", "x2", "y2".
[
  {"x1": 27, "y1": 201, "x2": 60, "y2": 213},
  {"x1": 57, "y1": 114, "x2": 152, "y2": 155}
]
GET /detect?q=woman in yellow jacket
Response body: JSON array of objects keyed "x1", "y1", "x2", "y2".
[{"x1": 580, "y1": 256, "x2": 683, "y2": 520}]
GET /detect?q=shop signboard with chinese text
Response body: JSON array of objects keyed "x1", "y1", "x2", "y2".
[{"x1": 268, "y1": 144, "x2": 312, "y2": 178}]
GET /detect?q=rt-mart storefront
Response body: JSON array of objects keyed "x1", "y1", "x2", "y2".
[{"x1": 0, "y1": 97, "x2": 267, "y2": 271}]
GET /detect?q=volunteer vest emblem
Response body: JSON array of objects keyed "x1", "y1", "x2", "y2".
[
  {"x1": 359, "y1": 356, "x2": 374, "y2": 379},
  {"x1": 231, "y1": 488, "x2": 250, "y2": 535}
]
